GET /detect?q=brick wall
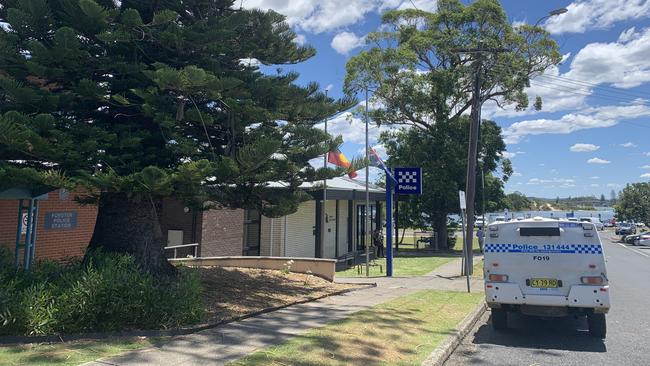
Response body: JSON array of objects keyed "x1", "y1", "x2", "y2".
[
  {"x1": 0, "y1": 189, "x2": 98, "y2": 262},
  {"x1": 200, "y1": 207, "x2": 244, "y2": 257}
]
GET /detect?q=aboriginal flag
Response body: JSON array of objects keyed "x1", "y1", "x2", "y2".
[{"x1": 328, "y1": 149, "x2": 358, "y2": 178}]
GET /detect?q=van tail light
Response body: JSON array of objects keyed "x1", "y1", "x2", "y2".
[
  {"x1": 488, "y1": 274, "x2": 508, "y2": 282},
  {"x1": 581, "y1": 276, "x2": 604, "y2": 285}
]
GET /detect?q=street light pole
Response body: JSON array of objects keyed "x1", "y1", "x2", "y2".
[{"x1": 365, "y1": 87, "x2": 370, "y2": 277}]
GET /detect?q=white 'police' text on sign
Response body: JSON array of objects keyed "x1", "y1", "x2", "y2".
[
  {"x1": 44, "y1": 212, "x2": 78, "y2": 230},
  {"x1": 395, "y1": 167, "x2": 422, "y2": 195}
]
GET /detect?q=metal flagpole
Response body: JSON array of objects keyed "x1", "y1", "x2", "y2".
[
  {"x1": 365, "y1": 87, "x2": 370, "y2": 277},
  {"x1": 321, "y1": 89, "x2": 328, "y2": 259}
]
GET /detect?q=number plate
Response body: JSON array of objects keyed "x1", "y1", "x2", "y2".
[{"x1": 530, "y1": 278, "x2": 558, "y2": 288}]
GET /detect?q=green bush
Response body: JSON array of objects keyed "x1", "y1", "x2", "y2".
[{"x1": 0, "y1": 249, "x2": 203, "y2": 336}]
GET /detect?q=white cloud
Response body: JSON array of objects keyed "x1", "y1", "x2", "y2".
[
  {"x1": 647, "y1": 152, "x2": 650, "y2": 156},
  {"x1": 621, "y1": 142, "x2": 638, "y2": 148},
  {"x1": 503, "y1": 104, "x2": 650, "y2": 144},
  {"x1": 587, "y1": 157, "x2": 611, "y2": 164},
  {"x1": 331, "y1": 32, "x2": 366, "y2": 54},
  {"x1": 544, "y1": 0, "x2": 650, "y2": 35},
  {"x1": 607, "y1": 183, "x2": 622, "y2": 188},
  {"x1": 512, "y1": 172, "x2": 522, "y2": 177},
  {"x1": 565, "y1": 27, "x2": 650, "y2": 89},
  {"x1": 245, "y1": 0, "x2": 437, "y2": 34},
  {"x1": 642, "y1": 173, "x2": 650, "y2": 178},
  {"x1": 293, "y1": 33, "x2": 307, "y2": 45},
  {"x1": 501, "y1": 151, "x2": 517, "y2": 159},
  {"x1": 591, "y1": 183, "x2": 600, "y2": 187},
  {"x1": 527, "y1": 178, "x2": 575, "y2": 185},
  {"x1": 570, "y1": 143, "x2": 600, "y2": 152},
  {"x1": 239, "y1": 58, "x2": 261, "y2": 67},
  {"x1": 641, "y1": 165, "x2": 650, "y2": 169},
  {"x1": 591, "y1": 176, "x2": 600, "y2": 179}
]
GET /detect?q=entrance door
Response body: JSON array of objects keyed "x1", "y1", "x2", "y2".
[
  {"x1": 356, "y1": 204, "x2": 376, "y2": 251},
  {"x1": 243, "y1": 209, "x2": 261, "y2": 256}
]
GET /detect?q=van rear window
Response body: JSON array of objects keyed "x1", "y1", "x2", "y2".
[{"x1": 519, "y1": 227, "x2": 560, "y2": 236}]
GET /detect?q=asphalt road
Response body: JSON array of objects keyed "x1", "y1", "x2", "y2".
[{"x1": 445, "y1": 231, "x2": 650, "y2": 366}]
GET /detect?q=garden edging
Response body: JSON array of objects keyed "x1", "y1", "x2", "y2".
[{"x1": 421, "y1": 300, "x2": 487, "y2": 366}]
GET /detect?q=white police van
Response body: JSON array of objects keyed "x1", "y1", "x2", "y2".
[{"x1": 484, "y1": 217, "x2": 610, "y2": 338}]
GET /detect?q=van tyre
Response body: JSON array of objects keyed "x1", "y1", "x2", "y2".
[
  {"x1": 588, "y1": 313, "x2": 606, "y2": 338},
  {"x1": 492, "y1": 309, "x2": 507, "y2": 330}
]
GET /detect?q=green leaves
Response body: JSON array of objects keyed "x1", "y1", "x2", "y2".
[{"x1": 615, "y1": 183, "x2": 650, "y2": 226}]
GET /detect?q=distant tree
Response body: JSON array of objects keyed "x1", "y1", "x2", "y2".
[
  {"x1": 504, "y1": 192, "x2": 533, "y2": 211},
  {"x1": 610, "y1": 189, "x2": 617, "y2": 202},
  {"x1": 600, "y1": 194, "x2": 606, "y2": 203},
  {"x1": 615, "y1": 183, "x2": 650, "y2": 226},
  {"x1": 555, "y1": 196, "x2": 559, "y2": 204}
]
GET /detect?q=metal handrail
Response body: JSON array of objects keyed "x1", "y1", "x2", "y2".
[{"x1": 164, "y1": 242, "x2": 199, "y2": 259}]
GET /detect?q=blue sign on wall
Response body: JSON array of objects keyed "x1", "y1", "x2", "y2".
[
  {"x1": 44, "y1": 212, "x2": 78, "y2": 230},
  {"x1": 395, "y1": 167, "x2": 422, "y2": 195}
]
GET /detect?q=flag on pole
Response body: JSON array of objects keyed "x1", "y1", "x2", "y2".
[
  {"x1": 368, "y1": 148, "x2": 397, "y2": 185},
  {"x1": 328, "y1": 148, "x2": 358, "y2": 178}
]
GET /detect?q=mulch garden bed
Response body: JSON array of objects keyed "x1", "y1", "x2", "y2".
[{"x1": 196, "y1": 267, "x2": 362, "y2": 323}]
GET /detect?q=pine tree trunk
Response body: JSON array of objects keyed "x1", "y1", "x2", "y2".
[
  {"x1": 435, "y1": 219, "x2": 448, "y2": 250},
  {"x1": 87, "y1": 192, "x2": 175, "y2": 274}
]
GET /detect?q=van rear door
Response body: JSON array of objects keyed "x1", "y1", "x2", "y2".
[{"x1": 485, "y1": 221, "x2": 606, "y2": 298}]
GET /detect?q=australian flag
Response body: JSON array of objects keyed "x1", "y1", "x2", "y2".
[{"x1": 368, "y1": 148, "x2": 398, "y2": 185}]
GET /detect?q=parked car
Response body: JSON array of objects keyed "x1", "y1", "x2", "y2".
[
  {"x1": 628, "y1": 231, "x2": 650, "y2": 245},
  {"x1": 579, "y1": 217, "x2": 604, "y2": 230},
  {"x1": 636, "y1": 234, "x2": 650, "y2": 246},
  {"x1": 616, "y1": 222, "x2": 636, "y2": 236},
  {"x1": 636, "y1": 222, "x2": 646, "y2": 229},
  {"x1": 474, "y1": 217, "x2": 486, "y2": 229}
]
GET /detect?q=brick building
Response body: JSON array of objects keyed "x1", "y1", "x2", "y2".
[
  {"x1": 0, "y1": 188, "x2": 98, "y2": 263},
  {"x1": 161, "y1": 177, "x2": 386, "y2": 261}
]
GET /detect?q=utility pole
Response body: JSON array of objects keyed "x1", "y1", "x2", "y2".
[{"x1": 365, "y1": 87, "x2": 370, "y2": 277}]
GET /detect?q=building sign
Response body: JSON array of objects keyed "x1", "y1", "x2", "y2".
[
  {"x1": 44, "y1": 212, "x2": 78, "y2": 230},
  {"x1": 395, "y1": 167, "x2": 422, "y2": 195},
  {"x1": 21, "y1": 212, "x2": 28, "y2": 234}
]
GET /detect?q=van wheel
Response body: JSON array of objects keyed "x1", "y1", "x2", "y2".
[
  {"x1": 588, "y1": 313, "x2": 606, "y2": 338},
  {"x1": 491, "y1": 309, "x2": 507, "y2": 330}
]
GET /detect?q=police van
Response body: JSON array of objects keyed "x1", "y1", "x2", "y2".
[{"x1": 484, "y1": 217, "x2": 610, "y2": 338}]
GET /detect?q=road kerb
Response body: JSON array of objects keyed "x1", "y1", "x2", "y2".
[{"x1": 421, "y1": 300, "x2": 487, "y2": 366}]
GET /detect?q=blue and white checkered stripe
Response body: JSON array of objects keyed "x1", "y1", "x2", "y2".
[{"x1": 485, "y1": 243, "x2": 602, "y2": 254}]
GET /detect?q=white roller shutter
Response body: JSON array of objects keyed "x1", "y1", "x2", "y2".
[{"x1": 284, "y1": 201, "x2": 316, "y2": 258}]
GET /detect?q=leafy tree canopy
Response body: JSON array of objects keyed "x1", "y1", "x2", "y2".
[
  {"x1": 615, "y1": 183, "x2": 650, "y2": 226},
  {"x1": 343, "y1": 0, "x2": 560, "y2": 242}
]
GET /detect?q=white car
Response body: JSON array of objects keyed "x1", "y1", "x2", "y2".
[
  {"x1": 579, "y1": 217, "x2": 604, "y2": 231},
  {"x1": 635, "y1": 233, "x2": 650, "y2": 246},
  {"x1": 484, "y1": 217, "x2": 609, "y2": 338}
]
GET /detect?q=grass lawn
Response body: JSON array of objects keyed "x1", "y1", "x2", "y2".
[
  {"x1": 336, "y1": 256, "x2": 453, "y2": 277},
  {"x1": 0, "y1": 337, "x2": 165, "y2": 366},
  {"x1": 472, "y1": 258, "x2": 484, "y2": 278},
  {"x1": 230, "y1": 290, "x2": 483, "y2": 366}
]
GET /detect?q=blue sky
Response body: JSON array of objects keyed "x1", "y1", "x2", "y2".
[{"x1": 244, "y1": 0, "x2": 650, "y2": 198}]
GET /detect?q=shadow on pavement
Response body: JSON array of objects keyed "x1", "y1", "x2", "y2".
[{"x1": 470, "y1": 312, "x2": 607, "y2": 353}]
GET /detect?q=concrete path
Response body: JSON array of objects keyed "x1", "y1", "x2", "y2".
[{"x1": 86, "y1": 256, "x2": 483, "y2": 366}]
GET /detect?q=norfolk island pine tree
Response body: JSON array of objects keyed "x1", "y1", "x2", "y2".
[{"x1": 0, "y1": 0, "x2": 357, "y2": 273}]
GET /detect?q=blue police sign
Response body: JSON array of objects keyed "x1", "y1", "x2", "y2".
[{"x1": 394, "y1": 167, "x2": 422, "y2": 195}]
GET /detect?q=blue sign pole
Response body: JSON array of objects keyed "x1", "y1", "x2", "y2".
[{"x1": 386, "y1": 172, "x2": 393, "y2": 277}]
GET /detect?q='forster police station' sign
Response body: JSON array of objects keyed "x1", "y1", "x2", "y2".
[
  {"x1": 395, "y1": 167, "x2": 422, "y2": 195},
  {"x1": 44, "y1": 212, "x2": 78, "y2": 230}
]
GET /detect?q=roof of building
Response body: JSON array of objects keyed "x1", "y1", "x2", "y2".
[{"x1": 267, "y1": 176, "x2": 386, "y2": 201}]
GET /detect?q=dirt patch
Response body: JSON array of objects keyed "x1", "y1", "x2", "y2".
[{"x1": 196, "y1": 267, "x2": 360, "y2": 323}]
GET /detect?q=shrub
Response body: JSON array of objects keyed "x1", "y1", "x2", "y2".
[{"x1": 0, "y1": 251, "x2": 203, "y2": 336}]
